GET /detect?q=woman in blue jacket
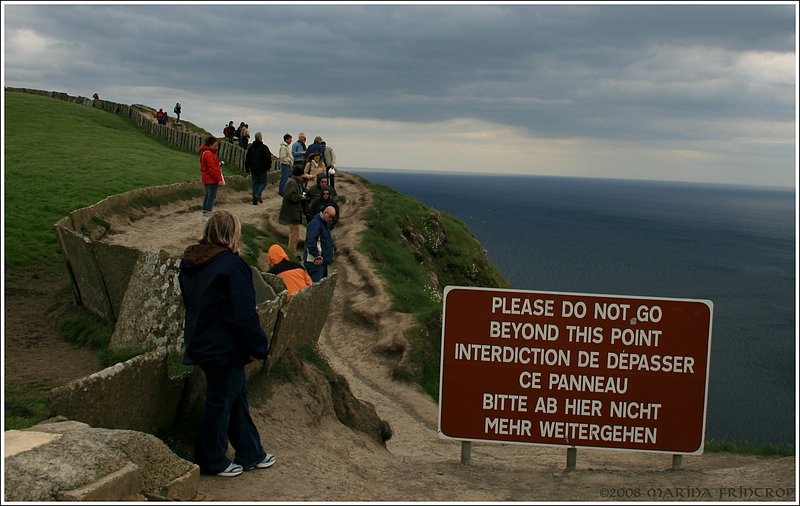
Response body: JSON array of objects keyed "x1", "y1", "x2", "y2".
[{"x1": 178, "y1": 210, "x2": 276, "y2": 477}]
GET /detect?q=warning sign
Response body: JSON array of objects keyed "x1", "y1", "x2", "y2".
[{"x1": 437, "y1": 286, "x2": 713, "y2": 454}]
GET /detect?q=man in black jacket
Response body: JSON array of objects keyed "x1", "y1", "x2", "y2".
[{"x1": 244, "y1": 132, "x2": 273, "y2": 205}]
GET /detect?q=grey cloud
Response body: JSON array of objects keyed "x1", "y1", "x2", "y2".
[{"x1": 3, "y1": 3, "x2": 795, "y2": 144}]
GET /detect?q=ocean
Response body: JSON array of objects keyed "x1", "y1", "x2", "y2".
[{"x1": 347, "y1": 168, "x2": 797, "y2": 447}]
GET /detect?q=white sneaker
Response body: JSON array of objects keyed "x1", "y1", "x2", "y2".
[
  {"x1": 246, "y1": 452, "x2": 276, "y2": 470},
  {"x1": 216, "y1": 462, "x2": 243, "y2": 477}
]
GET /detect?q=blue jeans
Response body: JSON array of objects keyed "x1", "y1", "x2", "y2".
[
  {"x1": 304, "y1": 261, "x2": 328, "y2": 283},
  {"x1": 195, "y1": 364, "x2": 267, "y2": 475},
  {"x1": 203, "y1": 184, "x2": 218, "y2": 215},
  {"x1": 279, "y1": 164, "x2": 292, "y2": 195},
  {"x1": 251, "y1": 172, "x2": 267, "y2": 201}
]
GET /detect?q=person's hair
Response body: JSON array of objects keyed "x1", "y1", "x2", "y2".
[
  {"x1": 255, "y1": 131, "x2": 263, "y2": 141},
  {"x1": 283, "y1": 133, "x2": 292, "y2": 142},
  {"x1": 202, "y1": 210, "x2": 242, "y2": 254},
  {"x1": 203, "y1": 135, "x2": 218, "y2": 147}
]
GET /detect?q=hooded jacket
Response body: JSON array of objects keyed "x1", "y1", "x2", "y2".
[
  {"x1": 267, "y1": 244, "x2": 312, "y2": 298},
  {"x1": 199, "y1": 145, "x2": 223, "y2": 185},
  {"x1": 179, "y1": 243, "x2": 268, "y2": 366}
]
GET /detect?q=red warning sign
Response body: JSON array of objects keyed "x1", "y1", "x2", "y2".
[{"x1": 438, "y1": 286, "x2": 713, "y2": 454}]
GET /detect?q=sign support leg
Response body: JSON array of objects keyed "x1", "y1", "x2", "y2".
[
  {"x1": 566, "y1": 447, "x2": 577, "y2": 470},
  {"x1": 672, "y1": 454, "x2": 682, "y2": 469},
  {"x1": 460, "y1": 441, "x2": 472, "y2": 465}
]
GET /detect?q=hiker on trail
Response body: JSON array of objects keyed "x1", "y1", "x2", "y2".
[
  {"x1": 303, "y1": 173, "x2": 336, "y2": 223},
  {"x1": 239, "y1": 123, "x2": 250, "y2": 149},
  {"x1": 304, "y1": 206, "x2": 337, "y2": 283},
  {"x1": 244, "y1": 131, "x2": 272, "y2": 206},
  {"x1": 291, "y1": 132, "x2": 307, "y2": 175},
  {"x1": 224, "y1": 121, "x2": 236, "y2": 143},
  {"x1": 199, "y1": 135, "x2": 225, "y2": 219},
  {"x1": 266, "y1": 244, "x2": 312, "y2": 299},
  {"x1": 278, "y1": 133, "x2": 293, "y2": 197},
  {"x1": 278, "y1": 166, "x2": 307, "y2": 258},
  {"x1": 156, "y1": 108, "x2": 165, "y2": 124},
  {"x1": 174, "y1": 102, "x2": 182, "y2": 124},
  {"x1": 307, "y1": 185, "x2": 340, "y2": 231},
  {"x1": 303, "y1": 152, "x2": 325, "y2": 189},
  {"x1": 321, "y1": 140, "x2": 337, "y2": 189},
  {"x1": 178, "y1": 210, "x2": 277, "y2": 478}
]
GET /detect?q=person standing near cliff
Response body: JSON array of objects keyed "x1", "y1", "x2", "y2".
[
  {"x1": 178, "y1": 210, "x2": 276, "y2": 477},
  {"x1": 304, "y1": 205, "x2": 336, "y2": 282},
  {"x1": 278, "y1": 166, "x2": 306, "y2": 258},
  {"x1": 174, "y1": 102, "x2": 182, "y2": 124},
  {"x1": 199, "y1": 135, "x2": 225, "y2": 220},
  {"x1": 244, "y1": 132, "x2": 272, "y2": 205},
  {"x1": 278, "y1": 133, "x2": 293, "y2": 197}
]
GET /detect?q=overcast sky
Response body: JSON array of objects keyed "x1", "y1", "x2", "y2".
[{"x1": 2, "y1": 2, "x2": 797, "y2": 187}]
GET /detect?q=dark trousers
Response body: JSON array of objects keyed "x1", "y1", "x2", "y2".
[
  {"x1": 304, "y1": 262, "x2": 328, "y2": 283},
  {"x1": 195, "y1": 364, "x2": 266, "y2": 474},
  {"x1": 251, "y1": 172, "x2": 267, "y2": 201}
]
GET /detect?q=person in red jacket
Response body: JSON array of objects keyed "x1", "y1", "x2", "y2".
[
  {"x1": 199, "y1": 135, "x2": 225, "y2": 219},
  {"x1": 266, "y1": 244, "x2": 312, "y2": 299}
]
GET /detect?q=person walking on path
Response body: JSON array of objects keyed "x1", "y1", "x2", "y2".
[
  {"x1": 178, "y1": 210, "x2": 277, "y2": 478},
  {"x1": 174, "y1": 102, "x2": 182, "y2": 124},
  {"x1": 278, "y1": 166, "x2": 307, "y2": 258},
  {"x1": 266, "y1": 244, "x2": 312, "y2": 299},
  {"x1": 244, "y1": 132, "x2": 272, "y2": 205},
  {"x1": 199, "y1": 135, "x2": 225, "y2": 219},
  {"x1": 304, "y1": 205, "x2": 336, "y2": 283},
  {"x1": 278, "y1": 133, "x2": 293, "y2": 197}
]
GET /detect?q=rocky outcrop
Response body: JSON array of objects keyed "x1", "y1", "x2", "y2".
[{"x1": 3, "y1": 419, "x2": 199, "y2": 502}]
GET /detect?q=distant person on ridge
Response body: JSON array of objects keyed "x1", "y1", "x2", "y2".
[
  {"x1": 199, "y1": 135, "x2": 225, "y2": 220},
  {"x1": 244, "y1": 131, "x2": 272, "y2": 205},
  {"x1": 266, "y1": 244, "x2": 312, "y2": 299},
  {"x1": 178, "y1": 210, "x2": 276, "y2": 477},
  {"x1": 278, "y1": 166, "x2": 307, "y2": 258},
  {"x1": 174, "y1": 102, "x2": 182, "y2": 124},
  {"x1": 278, "y1": 133, "x2": 294, "y2": 197},
  {"x1": 156, "y1": 108, "x2": 165, "y2": 124},
  {"x1": 239, "y1": 123, "x2": 250, "y2": 149},
  {"x1": 224, "y1": 121, "x2": 236, "y2": 143},
  {"x1": 304, "y1": 206, "x2": 337, "y2": 283}
]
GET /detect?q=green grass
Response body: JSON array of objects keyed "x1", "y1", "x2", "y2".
[
  {"x1": 704, "y1": 439, "x2": 794, "y2": 457},
  {"x1": 4, "y1": 381, "x2": 53, "y2": 430},
  {"x1": 3, "y1": 91, "x2": 239, "y2": 273},
  {"x1": 2, "y1": 91, "x2": 242, "y2": 430},
  {"x1": 358, "y1": 177, "x2": 509, "y2": 397}
]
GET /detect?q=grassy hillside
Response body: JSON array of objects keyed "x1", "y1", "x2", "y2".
[{"x1": 3, "y1": 92, "x2": 243, "y2": 273}]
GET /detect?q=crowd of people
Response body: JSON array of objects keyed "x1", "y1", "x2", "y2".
[
  {"x1": 197, "y1": 129, "x2": 341, "y2": 284},
  {"x1": 188, "y1": 129, "x2": 342, "y2": 478}
]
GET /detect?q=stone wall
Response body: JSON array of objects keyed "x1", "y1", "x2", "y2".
[{"x1": 49, "y1": 177, "x2": 340, "y2": 437}]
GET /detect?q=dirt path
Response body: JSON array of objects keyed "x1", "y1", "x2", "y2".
[{"x1": 5, "y1": 172, "x2": 796, "y2": 501}]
